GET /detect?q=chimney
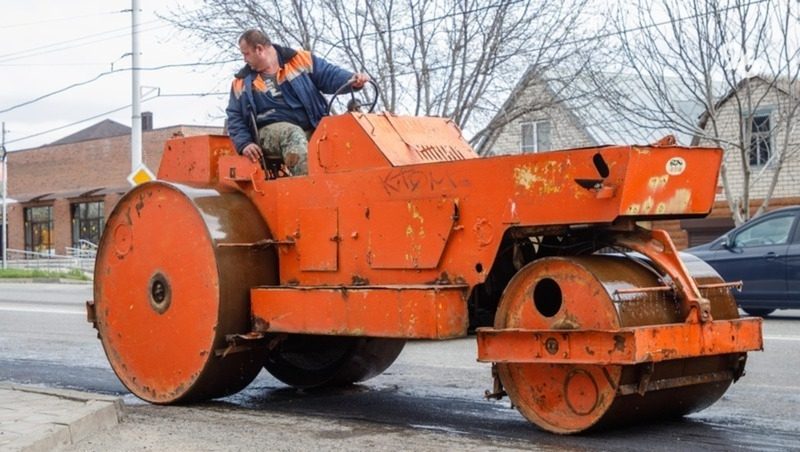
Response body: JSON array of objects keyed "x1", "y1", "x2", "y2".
[{"x1": 142, "y1": 111, "x2": 153, "y2": 131}]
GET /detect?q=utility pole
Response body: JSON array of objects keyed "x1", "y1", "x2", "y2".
[
  {"x1": 131, "y1": 0, "x2": 142, "y2": 173},
  {"x1": 1, "y1": 122, "x2": 8, "y2": 269}
]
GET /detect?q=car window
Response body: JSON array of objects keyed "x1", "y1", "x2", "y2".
[{"x1": 733, "y1": 215, "x2": 795, "y2": 248}]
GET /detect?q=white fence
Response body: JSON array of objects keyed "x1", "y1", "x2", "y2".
[{"x1": 3, "y1": 243, "x2": 96, "y2": 276}]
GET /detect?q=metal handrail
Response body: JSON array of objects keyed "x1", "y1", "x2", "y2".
[{"x1": 3, "y1": 248, "x2": 94, "y2": 276}]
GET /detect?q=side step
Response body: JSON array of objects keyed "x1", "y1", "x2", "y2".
[{"x1": 250, "y1": 284, "x2": 469, "y2": 339}]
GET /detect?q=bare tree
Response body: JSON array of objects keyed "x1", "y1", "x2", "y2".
[
  {"x1": 590, "y1": 0, "x2": 800, "y2": 225},
  {"x1": 162, "y1": 0, "x2": 602, "y2": 154}
]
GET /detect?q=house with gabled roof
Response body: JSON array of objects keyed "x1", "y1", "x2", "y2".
[{"x1": 679, "y1": 75, "x2": 800, "y2": 245}]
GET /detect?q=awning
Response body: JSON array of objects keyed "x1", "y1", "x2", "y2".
[
  {"x1": 95, "y1": 186, "x2": 130, "y2": 196},
  {"x1": 12, "y1": 192, "x2": 53, "y2": 203},
  {"x1": 11, "y1": 186, "x2": 128, "y2": 203}
]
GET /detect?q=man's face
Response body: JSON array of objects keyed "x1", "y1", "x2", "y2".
[{"x1": 239, "y1": 41, "x2": 268, "y2": 72}]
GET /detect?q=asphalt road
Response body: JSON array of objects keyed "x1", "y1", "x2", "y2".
[{"x1": 1, "y1": 282, "x2": 799, "y2": 451}]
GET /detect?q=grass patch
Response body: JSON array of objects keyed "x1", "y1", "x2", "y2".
[{"x1": 0, "y1": 267, "x2": 90, "y2": 281}]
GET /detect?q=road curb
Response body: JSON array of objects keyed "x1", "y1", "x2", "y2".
[{"x1": 0, "y1": 383, "x2": 123, "y2": 452}]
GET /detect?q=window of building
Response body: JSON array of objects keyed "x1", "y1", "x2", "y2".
[
  {"x1": 72, "y1": 201, "x2": 104, "y2": 248},
  {"x1": 748, "y1": 113, "x2": 771, "y2": 167},
  {"x1": 24, "y1": 206, "x2": 54, "y2": 255},
  {"x1": 521, "y1": 120, "x2": 552, "y2": 153}
]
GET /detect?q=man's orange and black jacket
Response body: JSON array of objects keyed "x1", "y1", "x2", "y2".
[{"x1": 226, "y1": 44, "x2": 354, "y2": 155}]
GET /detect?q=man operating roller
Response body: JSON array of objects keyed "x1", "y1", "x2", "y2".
[{"x1": 226, "y1": 29, "x2": 369, "y2": 176}]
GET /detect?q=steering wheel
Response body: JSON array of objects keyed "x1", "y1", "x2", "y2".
[{"x1": 326, "y1": 79, "x2": 379, "y2": 115}]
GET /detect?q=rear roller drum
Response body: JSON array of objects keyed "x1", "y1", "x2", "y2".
[
  {"x1": 494, "y1": 254, "x2": 743, "y2": 433},
  {"x1": 265, "y1": 335, "x2": 405, "y2": 389},
  {"x1": 94, "y1": 182, "x2": 278, "y2": 403}
]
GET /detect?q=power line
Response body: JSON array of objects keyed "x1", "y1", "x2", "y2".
[
  {"x1": 323, "y1": 0, "x2": 527, "y2": 41},
  {"x1": 6, "y1": 91, "x2": 228, "y2": 146},
  {"x1": 0, "y1": 71, "x2": 121, "y2": 115},
  {"x1": 0, "y1": 21, "x2": 166, "y2": 63},
  {"x1": 0, "y1": 60, "x2": 237, "y2": 115},
  {"x1": 4, "y1": 0, "x2": 772, "y2": 114},
  {"x1": 0, "y1": 4, "x2": 211, "y2": 62},
  {"x1": 3, "y1": 0, "x2": 777, "y2": 142},
  {"x1": 378, "y1": 0, "x2": 772, "y2": 78},
  {"x1": 0, "y1": 63, "x2": 117, "y2": 67},
  {"x1": 0, "y1": 10, "x2": 122, "y2": 29},
  {"x1": 0, "y1": 18, "x2": 157, "y2": 60},
  {"x1": 6, "y1": 94, "x2": 158, "y2": 146}
]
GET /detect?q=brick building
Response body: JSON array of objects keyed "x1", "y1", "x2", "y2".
[
  {"x1": 3, "y1": 114, "x2": 221, "y2": 256},
  {"x1": 679, "y1": 76, "x2": 800, "y2": 245}
]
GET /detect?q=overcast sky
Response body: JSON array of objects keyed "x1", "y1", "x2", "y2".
[{"x1": 0, "y1": 0, "x2": 238, "y2": 151}]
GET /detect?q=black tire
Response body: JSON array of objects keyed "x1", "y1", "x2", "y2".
[
  {"x1": 742, "y1": 308, "x2": 775, "y2": 317},
  {"x1": 264, "y1": 335, "x2": 405, "y2": 389}
]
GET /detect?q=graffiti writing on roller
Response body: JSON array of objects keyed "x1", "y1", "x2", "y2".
[{"x1": 380, "y1": 168, "x2": 471, "y2": 195}]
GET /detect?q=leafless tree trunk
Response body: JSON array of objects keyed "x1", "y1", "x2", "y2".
[
  {"x1": 590, "y1": 0, "x2": 800, "y2": 225},
  {"x1": 162, "y1": 0, "x2": 602, "y2": 155}
]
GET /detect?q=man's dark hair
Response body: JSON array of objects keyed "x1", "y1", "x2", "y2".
[{"x1": 239, "y1": 29, "x2": 271, "y2": 48}]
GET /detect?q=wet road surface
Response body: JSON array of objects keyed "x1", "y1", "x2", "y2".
[{"x1": 1, "y1": 283, "x2": 799, "y2": 450}]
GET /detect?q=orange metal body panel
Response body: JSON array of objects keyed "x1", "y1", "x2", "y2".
[
  {"x1": 251, "y1": 285, "x2": 468, "y2": 339},
  {"x1": 475, "y1": 317, "x2": 763, "y2": 364},
  {"x1": 156, "y1": 113, "x2": 725, "y2": 338},
  {"x1": 157, "y1": 135, "x2": 237, "y2": 184}
]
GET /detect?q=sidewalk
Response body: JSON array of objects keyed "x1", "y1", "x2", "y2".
[{"x1": 0, "y1": 383, "x2": 122, "y2": 452}]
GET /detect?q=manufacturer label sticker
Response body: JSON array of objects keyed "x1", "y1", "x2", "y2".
[{"x1": 666, "y1": 157, "x2": 686, "y2": 176}]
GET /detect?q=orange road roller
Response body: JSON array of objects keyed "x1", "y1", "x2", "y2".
[{"x1": 88, "y1": 107, "x2": 762, "y2": 434}]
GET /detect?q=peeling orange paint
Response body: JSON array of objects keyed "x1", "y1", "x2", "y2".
[
  {"x1": 661, "y1": 188, "x2": 692, "y2": 213},
  {"x1": 514, "y1": 165, "x2": 542, "y2": 189},
  {"x1": 642, "y1": 197, "x2": 654, "y2": 214},
  {"x1": 647, "y1": 175, "x2": 669, "y2": 191}
]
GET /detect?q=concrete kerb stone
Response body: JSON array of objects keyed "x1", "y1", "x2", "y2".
[{"x1": 0, "y1": 383, "x2": 123, "y2": 452}]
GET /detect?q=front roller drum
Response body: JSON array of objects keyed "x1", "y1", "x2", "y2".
[
  {"x1": 93, "y1": 182, "x2": 277, "y2": 403},
  {"x1": 492, "y1": 255, "x2": 746, "y2": 434}
]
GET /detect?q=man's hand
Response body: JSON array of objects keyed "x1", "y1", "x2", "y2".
[
  {"x1": 351, "y1": 72, "x2": 369, "y2": 89},
  {"x1": 242, "y1": 143, "x2": 263, "y2": 163}
]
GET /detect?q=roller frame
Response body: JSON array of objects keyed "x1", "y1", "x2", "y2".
[{"x1": 476, "y1": 319, "x2": 762, "y2": 365}]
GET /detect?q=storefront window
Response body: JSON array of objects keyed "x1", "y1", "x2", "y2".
[
  {"x1": 24, "y1": 206, "x2": 54, "y2": 254},
  {"x1": 71, "y1": 201, "x2": 104, "y2": 248}
]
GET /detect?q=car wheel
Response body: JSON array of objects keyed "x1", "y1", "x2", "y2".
[{"x1": 742, "y1": 308, "x2": 775, "y2": 317}]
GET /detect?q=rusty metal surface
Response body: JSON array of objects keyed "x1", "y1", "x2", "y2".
[
  {"x1": 156, "y1": 135, "x2": 237, "y2": 184},
  {"x1": 188, "y1": 115, "x2": 725, "y2": 290},
  {"x1": 94, "y1": 113, "x2": 762, "y2": 432},
  {"x1": 93, "y1": 181, "x2": 277, "y2": 403},
  {"x1": 476, "y1": 317, "x2": 762, "y2": 364},
  {"x1": 368, "y1": 198, "x2": 456, "y2": 269},
  {"x1": 613, "y1": 229, "x2": 713, "y2": 322},
  {"x1": 251, "y1": 284, "x2": 469, "y2": 339},
  {"x1": 488, "y1": 253, "x2": 752, "y2": 434},
  {"x1": 296, "y1": 207, "x2": 339, "y2": 271}
]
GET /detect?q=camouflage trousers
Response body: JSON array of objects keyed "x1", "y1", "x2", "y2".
[{"x1": 257, "y1": 122, "x2": 312, "y2": 176}]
